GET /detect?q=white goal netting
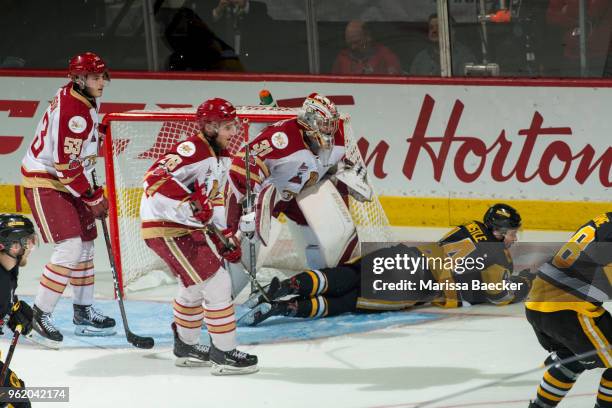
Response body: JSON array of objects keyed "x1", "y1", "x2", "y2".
[{"x1": 103, "y1": 106, "x2": 391, "y2": 292}]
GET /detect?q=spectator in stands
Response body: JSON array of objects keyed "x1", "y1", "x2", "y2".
[
  {"x1": 332, "y1": 20, "x2": 401, "y2": 75},
  {"x1": 198, "y1": 0, "x2": 274, "y2": 72},
  {"x1": 546, "y1": 0, "x2": 612, "y2": 77},
  {"x1": 409, "y1": 14, "x2": 476, "y2": 76}
]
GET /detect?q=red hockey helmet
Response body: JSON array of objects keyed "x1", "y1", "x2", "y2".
[
  {"x1": 196, "y1": 98, "x2": 237, "y2": 128},
  {"x1": 68, "y1": 52, "x2": 109, "y2": 80}
]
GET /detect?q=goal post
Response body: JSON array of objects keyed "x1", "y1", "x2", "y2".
[{"x1": 102, "y1": 106, "x2": 391, "y2": 295}]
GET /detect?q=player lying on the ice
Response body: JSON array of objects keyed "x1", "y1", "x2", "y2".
[{"x1": 239, "y1": 203, "x2": 534, "y2": 326}]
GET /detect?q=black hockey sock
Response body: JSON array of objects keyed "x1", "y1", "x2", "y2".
[
  {"x1": 289, "y1": 271, "x2": 325, "y2": 297},
  {"x1": 596, "y1": 368, "x2": 612, "y2": 407},
  {"x1": 287, "y1": 297, "x2": 328, "y2": 318},
  {"x1": 535, "y1": 364, "x2": 581, "y2": 407}
]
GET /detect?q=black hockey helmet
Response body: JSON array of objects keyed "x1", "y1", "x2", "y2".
[
  {"x1": 483, "y1": 203, "x2": 521, "y2": 231},
  {"x1": 0, "y1": 214, "x2": 36, "y2": 252}
]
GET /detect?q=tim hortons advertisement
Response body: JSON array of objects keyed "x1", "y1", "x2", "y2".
[{"x1": 0, "y1": 74, "x2": 610, "y2": 227}]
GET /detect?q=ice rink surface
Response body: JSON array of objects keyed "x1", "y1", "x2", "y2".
[{"x1": 2, "y1": 226, "x2": 607, "y2": 408}]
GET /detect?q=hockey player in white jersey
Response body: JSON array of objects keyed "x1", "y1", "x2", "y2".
[
  {"x1": 141, "y1": 98, "x2": 257, "y2": 375},
  {"x1": 21, "y1": 52, "x2": 115, "y2": 347},
  {"x1": 228, "y1": 93, "x2": 369, "y2": 274}
]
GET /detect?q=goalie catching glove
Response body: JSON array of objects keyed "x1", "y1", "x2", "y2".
[
  {"x1": 207, "y1": 228, "x2": 242, "y2": 263},
  {"x1": 330, "y1": 158, "x2": 373, "y2": 202},
  {"x1": 82, "y1": 187, "x2": 109, "y2": 219},
  {"x1": 190, "y1": 182, "x2": 214, "y2": 224}
]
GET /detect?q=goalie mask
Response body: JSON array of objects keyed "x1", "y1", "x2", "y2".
[
  {"x1": 298, "y1": 93, "x2": 339, "y2": 163},
  {"x1": 0, "y1": 214, "x2": 37, "y2": 259}
]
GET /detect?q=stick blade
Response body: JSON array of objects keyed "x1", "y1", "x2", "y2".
[{"x1": 127, "y1": 332, "x2": 155, "y2": 349}]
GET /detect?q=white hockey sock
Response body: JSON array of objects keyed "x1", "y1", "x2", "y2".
[
  {"x1": 204, "y1": 303, "x2": 236, "y2": 351},
  {"x1": 71, "y1": 262, "x2": 95, "y2": 306},
  {"x1": 174, "y1": 281, "x2": 205, "y2": 345},
  {"x1": 202, "y1": 268, "x2": 237, "y2": 351},
  {"x1": 72, "y1": 240, "x2": 95, "y2": 306},
  {"x1": 174, "y1": 300, "x2": 204, "y2": 345},
  {"x1": 37, "y1": 237, "x2": 84, "y2": 313},
  {"x1": 35, "y1": 263, "x2": 71, "y2": 313}
]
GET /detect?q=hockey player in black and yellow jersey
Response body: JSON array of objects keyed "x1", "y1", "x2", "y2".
[
  {"x1": 526, "y1": 212, "x2": 612, "y2": 408},
  {"x1": 239, "y1": 203, "x2": 532, "y2": 326},
  {"x1": 0, "y1": 214, "x2": 37, "y2": 408}
]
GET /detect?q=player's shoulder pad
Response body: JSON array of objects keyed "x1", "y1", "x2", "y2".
[
  {"x1": 251, "y1": 119, "x2": 309, "y2": 159},
  {"x1": 172, "y1": 133, "x2": 216, "y2": 162},
  {"x1": 592, "y1": 212, "x2": 612, "y2": 242},
  {"x1": 63, "y1": 85, "x2": 95, "y2": 112},
  {"x1": 58, "y1": 87, "x2": 94, "y2": 137}
]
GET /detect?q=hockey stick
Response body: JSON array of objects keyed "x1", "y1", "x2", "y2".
[
  {"x1": 91, "y1": 170, "x2": 154, "y2": 349},
  {"x1": 242, "y1": 125, "x2": 258, "y2": 294},
  {"x1": 0, "y1": 325, "x2": 21, "y2": 386},
  {"x1": 413, "y1": 343, "x2": 612, "y2": 407},
  {"x1": 206, "y1": 224, "x2": 271, "y2": 302}
]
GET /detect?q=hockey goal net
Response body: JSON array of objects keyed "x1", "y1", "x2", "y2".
[{"x1": 102, "y1": 106, "x2": 391, "y2": 293}]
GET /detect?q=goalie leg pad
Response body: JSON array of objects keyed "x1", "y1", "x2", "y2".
[
  {"x1": 226, "y1": 261, "x2": 250, "y2": 298},
  {"x1": 255, "y1": 183, "x2": 277, "y2": 246},
  {"x1": 297, "y1": 179, "x2": 358, "y2": 268}
]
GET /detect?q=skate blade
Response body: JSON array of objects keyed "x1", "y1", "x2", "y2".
[
  {"x1": 211, "y1": 363, "x2": 259, "y2": 376},
  {"x1": 74, "y1": 325, "x2": 117, "y2": 337},
  {"x1": 25, "y1": 332, "x2": 61, "y2": 350},
  {"x1": 175, "y1": 357, "x2": 212, "y2": 367}
]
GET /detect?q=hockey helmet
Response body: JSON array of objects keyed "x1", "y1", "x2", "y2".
[
  {"x1": 68, "y1": 52, "x2": 109, "y2": 82},
  {"x1": 483, "y1": 203, "x2": 521, "y2": 231},
  {"x1": 298, "y1": 93, "x2": 339, "y2": 156},
  {"x1": 196, "y1": 98, "x2": 240, "y2": 137},
  {"x1": 197, "y1": 98, "x2": 237, "y2": 126},
  {"x1": 0, "y1": 214, "x2": 36, "y2": 252}
]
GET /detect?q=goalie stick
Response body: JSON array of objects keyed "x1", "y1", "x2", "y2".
[
  {"x1": 413, "y1": 343, "x2": 612, "y2": 407},
  {"x1": 242, "y1": 121, "x2": 258, "y2": 294},
  {"x1": 92, "y1": 170, "x2": 154, "y2": 350}
]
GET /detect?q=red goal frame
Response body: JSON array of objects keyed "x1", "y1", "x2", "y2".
[{"x1": 101, "y1": 108, "x2": 303, "y2": 295}]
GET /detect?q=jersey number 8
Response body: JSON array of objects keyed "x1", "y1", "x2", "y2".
[{"x1": 552, "y1": 225, "x2": 596, "y2": 269}]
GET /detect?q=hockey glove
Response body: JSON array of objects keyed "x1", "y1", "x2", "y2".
[
  {"x1": 330, "y1": 159, "x2": 372, "y2": 203},
  {"x1": 239, "y1": 211, "x2": 256, "y2": 236},
  {"x1": 208, "y1": 228, "x2": 242, "y2": 263},
  {"x1": 509, "y1": 269, "x2": 535, "y2": 303},
  {"x1": 516, "y1": 268, "x2": 536, "y2": 283},
  {"x1": 190, "y1": 184, "x2": 213, "y2": 224},
  {"x1": 8, "y1": 300, "x2": 33, "y2": 335},
  {"x1": 82, "y1": 187, "x2": 109, "y2": 219}
]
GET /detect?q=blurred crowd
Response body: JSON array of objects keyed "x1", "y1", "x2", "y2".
[{"x1": 1, "y1": 0, "x2": 611, "y2": 77}]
